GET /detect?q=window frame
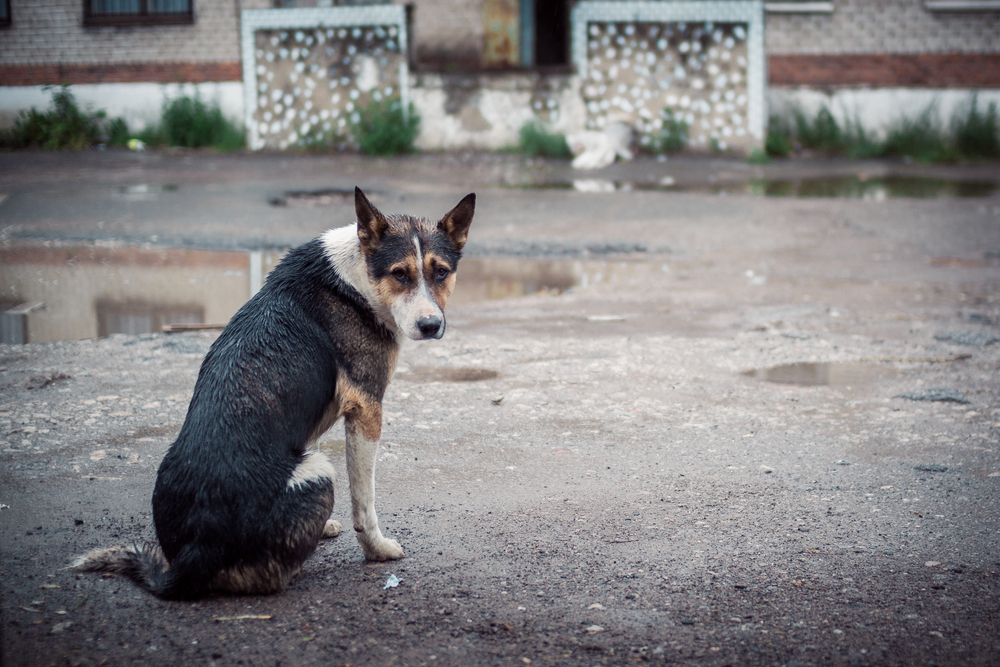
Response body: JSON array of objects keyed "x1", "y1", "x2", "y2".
[
  {"x1": 1, "y1": 0, "x2": 12, "y2": 28},
  {"x1": 83, "y1": 0, "x2": 194, "y2": 27}
]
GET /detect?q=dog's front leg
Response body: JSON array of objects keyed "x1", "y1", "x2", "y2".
[{"x1": 345, "y1": 416, "x2": 405, "y2": 561}]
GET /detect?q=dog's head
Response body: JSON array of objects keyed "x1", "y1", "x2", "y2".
[{"x1": 354, "y1": 187, "x2": 475, "y2": 341}]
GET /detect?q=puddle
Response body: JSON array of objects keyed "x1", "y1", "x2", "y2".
[
  {"x1": 114, "y1": 184, "x2": 179, "y2": 201},
  {"x1": 531, "y1": 176, "x2": 999, "y2": 199},
  {"x1": 269, "y1": 188, "x2": 378, "y2": 207},
  {"x1": 395, "y1": 367, "x2": 499, "y2": 382},
  {"x1": 744, "y1": 362, "x2": 898, "y2": 387},
  {"x1": 1, "y1": 245, "x2": 665, "y2": 343}
]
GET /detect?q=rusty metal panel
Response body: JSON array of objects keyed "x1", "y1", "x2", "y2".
[{"x1": 483, "y1": 0, "x2": 520, "y2": 67}]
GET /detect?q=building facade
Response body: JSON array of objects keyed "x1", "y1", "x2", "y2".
[{"x1": 1, "y1": 0, "x2": 999, "y2": 149}]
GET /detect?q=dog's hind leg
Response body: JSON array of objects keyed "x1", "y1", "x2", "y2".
[{"x1": 345, "y1": 415, "x2": 404, "y2": 561}]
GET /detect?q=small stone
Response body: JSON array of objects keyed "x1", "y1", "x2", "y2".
[
  {"x1": 588, "y1": 603, "x2": 606, "y2": 610},
  {"x1": 914, "y1": 464, "x2": 947, "y2": 472},
  {"x1": 835, "y1": 459, "x2": 851, "y2": 465},
  {"x1": 760, "y1": 465, "x2": 773, "y2": 473},
  {"x1": 925, "y1": 561, "x2": 941, "y2": 567},
  {"x1": 586, "y1": 624, "x2": 605, "y2": 634}
]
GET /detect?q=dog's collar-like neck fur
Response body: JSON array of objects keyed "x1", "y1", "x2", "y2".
[{"x1": 321, "y1": 224, "x2": 401, "y2": 340}]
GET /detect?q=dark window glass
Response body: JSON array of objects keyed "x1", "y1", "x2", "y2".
[
  {"x1": 1, "y1": 0, "x2": 11, "y2": 28},
  {"x1": 85, "y1": 0, "x2": 193, "y2": 25}
]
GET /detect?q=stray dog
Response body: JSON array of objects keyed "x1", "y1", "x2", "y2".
[{"x1": 72, "y1": 188, "x2": 475, "y2": 599}]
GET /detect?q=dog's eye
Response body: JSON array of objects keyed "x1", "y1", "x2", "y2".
[
  {"x1": 435, "y1": 267, "x2": 450, "y2": 280},
  {"x1": 391, "y1": 268, "x2": 408, "y2": 282}
]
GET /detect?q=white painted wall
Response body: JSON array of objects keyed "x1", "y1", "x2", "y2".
[
  {"x1": 0, "y1": 82, "x2": 245, "y2": 133},
  {"x1": 769, "y1": 88, "x2": 1000, "y2": 138}
]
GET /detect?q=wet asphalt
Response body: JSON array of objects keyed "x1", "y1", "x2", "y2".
[{"x1": 1, "y1": 149, "x2": 1000, "y2": 667}]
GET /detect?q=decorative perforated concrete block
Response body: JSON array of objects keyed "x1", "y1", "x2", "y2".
[
  {"x1": 571, "y1": 1, "x2": 765, "y2": 151},
  {"x1": 241, "y1": 7, "x2": 409, "y2": 150}
]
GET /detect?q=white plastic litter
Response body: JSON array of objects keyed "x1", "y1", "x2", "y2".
[{"x1": 383, "y1": 573, "x2": 402, "y2": 589}]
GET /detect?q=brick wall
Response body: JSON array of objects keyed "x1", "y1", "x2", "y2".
[
  {"x1": 765, "y1": 0, "x2": 1000, "y2": 55},
  {"x1": 0, "y1": 0, "x2": 260, "y2": 76}
]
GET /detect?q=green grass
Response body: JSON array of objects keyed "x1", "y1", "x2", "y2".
[
  {"x1": 766, "y1": 97, "x2": 1000, "y2": 162},
  {"x1": 518, "y1": 122, "x2": 571, "y2": 158},
  {"x1": 351, "y1": 97, "x2": 420, "y2": 156}
]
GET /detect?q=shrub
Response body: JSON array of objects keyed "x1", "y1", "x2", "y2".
[
  {"x1": 153, "y1": 95, "x2": 245, "y2": 150},
  {"x1": 518, "y1": 122, "x2": 571, "y2": 158},
  {"x1": 1, "y1": 86, "x2": 106, "y2": 149},
  {"x1": 104, "y1": 117, "x2": 132, "y2": 147},
  {"x1": 351, "y1": 97, "x2": 420, "y2": 156},
  {"x1": 651, "y1": 108, "x2": 688, "y2": 154}
]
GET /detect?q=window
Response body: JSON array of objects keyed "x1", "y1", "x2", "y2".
[
  {"x1": 1, "y1": 0, "x2": 11, "y2": 27},
  {"x1": 84, "y1": 0, "x2": 194, "y2": 26}
]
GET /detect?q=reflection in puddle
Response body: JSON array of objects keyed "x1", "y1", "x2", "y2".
[
  {"x1": 1, "y1": 245, "x2": 666, "y2": 343},
  {"x1": 537, "y1": 176, "x2": 999, "y2": 199},
  {"x1": 745, "y1": 362, "x2": 898, "y2": 387},
  {"x1": 449, "y1": 257, "x2": 669, "y2": 305},
  {"x1": 0, "y1": 246, "x2": 281, "y2": 344},
  {"x1": 395, "y1": 367, "x2": 499, "y2": 382}
]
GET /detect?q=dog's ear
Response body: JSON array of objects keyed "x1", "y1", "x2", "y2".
[
  {"x1": 355, "y1": 187, "x2": 389, "y2": 255},
  {"x1": 437, "y1": 193, "x2": 475, "y2": 252}
]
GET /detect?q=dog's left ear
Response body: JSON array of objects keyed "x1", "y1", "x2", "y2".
[
  {"x1": 355, "y1": 187, "x2": 389, "y2": 255},
  {"x1": 438, "y1": 193, "x2": 476, "y2": 252}
]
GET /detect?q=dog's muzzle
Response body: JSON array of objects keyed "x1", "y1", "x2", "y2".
[{"x1": 416, "y1": 316, "x2": 443, "y2": 339}]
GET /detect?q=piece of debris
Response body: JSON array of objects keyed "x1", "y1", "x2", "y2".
[
  {"x1": 588, "y1": 603, "x2": 606, "y2": 610},
  {"x1": 934, "y1": 330, "x2": 998, "y2": 347},
  {"x1": 383, "y1": 573, "x2": 402, "y2": 590},
  {"x1": 835, "y1": 460, "x2": 851, "y2": 466},
  {"x1": 491, "y1": 395, "x2": 504, "y2": 406},
  {"x1": 894, "y1": 388, "x2": 970, "y2": 404},
  {"x1": 586, "y1": 624, "x2": 605, "y2": 634},
  {"x1": 586, "y1": 315, "x2": 627, "y2": 322},
  {"x1": 24, "y1": 373, "x2": 72, "y2": 390},
  {"x1": 914, "y1": 464, "x2": 948, "y2": 472},
  {"x1": 212, "y1": 615, "x2": 272, "y2": 622}
]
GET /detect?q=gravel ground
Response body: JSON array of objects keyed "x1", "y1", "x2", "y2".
[{"x1": 1, "y1": 150, "x2": 999, "y2": 667}]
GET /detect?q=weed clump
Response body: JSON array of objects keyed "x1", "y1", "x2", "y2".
[
  {"x1": 518, "y1": 122, "x2": 571, "y2": 158},
  {"x1": 952, "y1": 95, "x2": 1000, "y2": 159},
  {"x1": 351, "y1": 97, "x2": 420, "y2": 156},
  {"x1": 651, "y1": 108, "x2": 688, "y2": 154},
  {"x1": 766, "y1": 96, "x2": 1000, "y2": 162},
  {"x1": 0, "y1": 85, "x2": 124, "y2": 150}
]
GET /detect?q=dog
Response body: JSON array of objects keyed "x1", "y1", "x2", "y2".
[{"x1": 72, "y1": 188, "x2": 475, "y2": 599}]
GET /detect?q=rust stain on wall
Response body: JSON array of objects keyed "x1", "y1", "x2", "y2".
[{"x1": 483, "y1": 0, "x2": 520, "y2": 68}]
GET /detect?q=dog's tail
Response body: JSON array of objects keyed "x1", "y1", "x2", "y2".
[{"x1": 71, "y1": 544, "x2": 182, "y2": 598}]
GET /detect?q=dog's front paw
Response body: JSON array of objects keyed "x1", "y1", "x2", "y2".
[
  {"x1": 361, "y1": 536, "x2": 405, "y2": 562},
  {"x1": 322, "y1": 520, "x2": 343, "y2": 538}
]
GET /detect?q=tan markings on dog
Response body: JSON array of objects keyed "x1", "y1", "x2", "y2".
[
  {"x1": 210, "y1": 561, "x2": 300, "y2": 595},
  {"x1": 423, "y1": 252, "x2": 457, "y2": 309},
  {"x1": 336, "y1": 375, "x2": 383, "y2": 442},
  {"x1": 307, "y1": 398, "x2": 344, "y2": 446}
]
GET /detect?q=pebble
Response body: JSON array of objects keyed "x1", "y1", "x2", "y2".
[
  {"x1": 586, "y1": 625, "x2": 605, "y2": 634},
  {"x1": 914, "y1": 464, "x2": 947, "y2": 472}
]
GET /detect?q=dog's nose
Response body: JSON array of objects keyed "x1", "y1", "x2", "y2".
[{"x1": 417, "y1": 316, "x2": 442, "y2": 338}]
